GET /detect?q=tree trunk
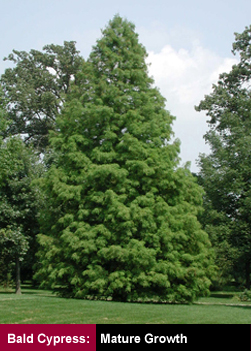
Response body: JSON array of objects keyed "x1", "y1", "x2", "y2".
[
  {"x1": 15, "y1": 256, "x2": 21, "y2": 295},
  {"x1": 245, "y1": 260, "x2": 250, "y2": 290}
]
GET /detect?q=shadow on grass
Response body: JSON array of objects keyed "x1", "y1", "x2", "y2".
[
  {"x1": 0, "y1": 288, "x2": 57, "y2": 298},
  {"x1": 224, "y1": 304, "x2": 251, "y2": 310},
  {"x1": 0, "y1": 291, "x2": 15, "y2": 295},
  {"x1": 210, "y1": 293, "x2": 234, "y2": 298}
]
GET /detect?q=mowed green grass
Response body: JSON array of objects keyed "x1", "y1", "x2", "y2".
[{"x1": 1, "y1": 287, "x2": 251, "y2": 324}]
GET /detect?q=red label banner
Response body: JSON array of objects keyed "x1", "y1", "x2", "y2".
[{"x1": 1, "y1": 324, "x2": 96, "y2": 350}]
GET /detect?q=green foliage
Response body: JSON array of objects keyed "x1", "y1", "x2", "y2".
[
  {"x1": 35, "y1": 16, "x2": 214, "y2": 302},
  {"x1": 238, "y1": 289, "x2": 251, "y2": 302},
  {"x1": 0, "y1": 41, "x2": 84, "y2": 152},
  {"x1": 0, "y1": 227, "x2": 29, "y2": 285},
  {"x1": 0, "y1": 135, "x2": 42, "y2": 231},
  {"x1": 0, "y1": 113, "x2": 45, "y2": 282},
  {"x1": 196, "y1": 25, "x2": 251, "y2": 288}
]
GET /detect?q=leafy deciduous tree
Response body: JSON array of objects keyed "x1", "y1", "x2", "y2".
[
  {"x1": 0, "y1": 227, "x2": 29, "y2": 294},
  {"x1": 0, "y1": 112, "x2": 44, "y2": 290},
  {"x1": 196, "y1": 25, "x2": 251, "y2": 288},
  {"x1": 0, "y1": 41, "x2": 84, "y2": 152}
]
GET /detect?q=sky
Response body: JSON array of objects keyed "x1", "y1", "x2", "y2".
[{"x1": 1, "y1": 0, "x2": 251, "y2": 171}]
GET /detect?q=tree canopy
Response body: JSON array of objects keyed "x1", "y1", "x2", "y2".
[
  {"x1": 35, "y1": 16, "x2": 214, "y2": 302},
  {"x1": 0, "y1": 108, "x2": 44, "y2": 291},
  {"x1": 196, "y1": 25, "x2": 251, "y2": 288},
  {"x1": 0, "y1": 41, "x2": 83, "y2": 152}
]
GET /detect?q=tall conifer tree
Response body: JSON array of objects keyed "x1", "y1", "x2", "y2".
[{"x1": 35, "y1": 16, "x2": 214, "y2": 302}]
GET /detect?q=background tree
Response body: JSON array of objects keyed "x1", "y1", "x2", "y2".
[
  {"x1": 0, "y1": 41, "x2": 84, "y2": 153},
  {"x1": 35, "y1": 16, "x2": 214, "y2": 302},
  {"x1": 0, "y1": 227, "x2": 29, "y2": 294},
  {"x1": 196, "y1": 25, "x2": 251, "y2": 289},
  {"x1": 0, "y1": 111, "x2": 44, "y2": 287}
]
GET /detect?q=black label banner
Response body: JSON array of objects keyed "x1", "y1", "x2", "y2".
[{"x1": 96, "y1": 324, "x2": 250, "y2": 350}]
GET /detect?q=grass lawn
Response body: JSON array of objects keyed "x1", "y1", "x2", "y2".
[{"x1": 1, "y1": 286, "x2": 251, "y2": 324}]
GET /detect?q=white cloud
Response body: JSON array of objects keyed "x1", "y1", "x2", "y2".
[
  {"x1": 145, "y1": 42, "x2": 238, "y2": 171},
  {"x1": 147, "y1": 44, "x2": 237, "y2": 106}
]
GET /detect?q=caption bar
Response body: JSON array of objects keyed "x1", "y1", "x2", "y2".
[{"x1": 0, "y1": 324, "x2": 250, "y2": 350}]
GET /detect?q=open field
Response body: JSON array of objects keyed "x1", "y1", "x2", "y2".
[{"x1": 1, "y1": 286, "x2": 251, "y2": 324}]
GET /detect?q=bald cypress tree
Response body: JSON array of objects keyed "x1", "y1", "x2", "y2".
[{"x1": 35, "y1": 16, "x2": 214, "y2": 302}]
